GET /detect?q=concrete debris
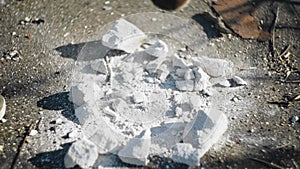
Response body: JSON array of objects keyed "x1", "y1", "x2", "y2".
[
  {"x1": 102, "y1": 19, "x2": 147, "y2": 53},
  {"x1": 67, "y1": 18, "x2": 246, "y2": 167},
  {"x1": 175, "y1": 80, "x2": 194, "y2": 91},
  {"x1": 144, "y1": 40, "x2": 168, "y2": 58},
  {"x1": 232, "y1": 76, "x2": 247, "y2": 86},
  {"x1": 183, "y1": 109, "x2": 228, "y2": 157},
  {"x1": 90, "y1": 59, "x2": 108, "y2": 74},
  {"x1": 172, "y1": 53, "x2": 190, "y2": 68},
  {"x1": 193, "y1": 67, "x2": 211, "y2": 92},
  {"x1": 172, "y1": 143, "x2": 201, "y2": 166},
  {"x1": 118, "y1": 129, "x2": 151, "y2": 166},
  {"x1": 0, "y1": 95, "x2": 5, "y2": 120},
  {"x1": 64, "y1": 137, "x2": 98, "y2": 169},
  {"x1": 211, "y1": 78, "x2": 231, "y2": 87},
  {"x1": 191, "y1": 56, "x2": 234, "y2": 77},
  {"x1": 184, "y1": 68, "x2": 195, "y2": 80}
]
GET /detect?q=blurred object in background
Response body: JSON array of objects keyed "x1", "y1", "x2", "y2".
[{"x1": 151, "y1": 0, "x2": 190, "y2": 10}]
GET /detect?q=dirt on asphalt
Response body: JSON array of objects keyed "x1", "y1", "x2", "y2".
[{"x1": 0, "y1": 0, "x2": 299, "y2": 169}]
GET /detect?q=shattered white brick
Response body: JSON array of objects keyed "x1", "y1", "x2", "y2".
[
  {"x1": 69, "y1": 86, "x2": 85, "y2": 106},
  {"x1": 175, "y1": 68, "x2": 187, "y2": 78},
  {"x1": 210, "y1": 77, "x2": 231, "y2": 87},
  {"x1": 0, "y1": 95, "x2": 6, "y2": 120},
  {"x1": 183, "y1": 109, "x2": 228, "y2": 158},
  {"x1": 81, "y1": 116, "x2": 125, "y2": 154},
  {"x1": 172, "y1": 143, "x2": 201, "y2": 166},
  {"x1": 64, "y1": 137, "x2": 98, "y2": 169},
  {"x1": 118, "y1": 129, "x2": 151, "y2": 166},
  {"x1": 90, "y1": 59, "x2": 108, "y2": 74},
  {"x1": 193, "y1": 67, "x2": 211, "y2": 92},
  {"x1": 232, "y1": 76, "x2": 247, "y2": 86},
  {"x1": 188, "y1": 95, "x2": 203, "y2": 110},
  {"x1": 132, "y1": 92, "x2": 147, "y2": 104},
  {"x1": 184, "y1": 68, "x2": 195, "y2": 80},
  {"x1": 172, "y1": 53, "x2": 190, "y2": 68},
  {"x1": 102, "y1": 19, "x2": 147, "y2": 53},
  {"x1": 191, "y1": 56, "x2": 234, "y2": 77},
  {"x1": 144, "y1": 40, "x2": 168, "y2": 58},
  {"x1": 175, "y1": 80, "x2": 194, "y2": 91},
  {"x1": 75, "y1": 105, "x2": 90, "y2": 125},
  {"x1": 157, "y1": 64, "x2": 170, "y2": 82}
]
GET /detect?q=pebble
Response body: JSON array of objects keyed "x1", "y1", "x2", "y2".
[
  {"x1": 29, "y1": 129, "x2": 38, "y2": 136},
  {"x1": 103, "y1": 6, "x2": 112, "y2": 10},
  {"x1": 290, "y1": 116, "x2": 299, "y2": 123},
  {"x1": 104, "y1": 1, "x2": 110, "y2": 4}
]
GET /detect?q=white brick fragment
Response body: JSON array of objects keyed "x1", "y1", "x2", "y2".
[
  {"x1": 191, "y1": 56, "x2": 234, "y2": 77},
  {"x1": 188, "y1": 95, "x2": 203, "y2": 110},
  {"x1": 157, "y1": 64, "x2": 170, "y2": 82},
  {"x1": 193, "y1": 67, "x2": 211, "y2": 92},
  {"x1": 102, "y1": 19, "x2": 147, "y2": 53},
  {"x1": 145, "y1": 40, "x2": 168, "y2": 58},
  {"x1": 91, "y1": 59, "x2": 108, "y2": 74},
  {"x1": 175, "y1": 68, "x2": 187, "y2": 78},
  {"x1": 172, "y1": 53, "x2": 189, "y2": 68},
  {"x1": 0, "y1": 95, "x2": 6, "y2": 120},
  {"x1": 118, "y1": 129, "x2": 151, "y2": 166},
  {"x1": 184, "y1": 68, "x2": 195, "y2": 80},
  {"x1": 210, "y1": 77, "x2": 231, "y2": 87},
  {"x1": 145, "y1": 56, "x2": 166, "y2": 74},
  {"x1": 175, "y1": 80, "x2": 194, "y2": 91},
  {"x1": 132, "y1": 92, "x2": 147, "y2": 104},
  {"x1": 232, "y1": 76, "x2": 247, "y2": 86},
  {"x1": 183, "y1": 110, "x2": 228, "y2": 158},
  {"x1": 172, "y1": 143, "x2": 201, "y2": 166},
  {"x1": 64, "y1": 137, "x2": 98, "y2": 168}
]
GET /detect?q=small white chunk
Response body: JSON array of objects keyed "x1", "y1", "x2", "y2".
[
  {"x1": 64, "y1": 138, "x2": 98, "y2": 168},
  {"x1": 118, "y1": 129, "x2": 151, "y2": 166},
  {"x1": 172, "y1": 53, "x2": 189, "y2": 68},
  {"x1": 157, "y1": 64, "x2": 170, "y2": 82},
  {"x1": 0, "y1": 95, "x2": 6, "y2": 120},
  {"x1": 132, "y1": 92, "x2": 147, "y2": 104},
  {"x1": 102, "y1": 19, "x2": 147, "y2": 53},
  {"x1": 193, "y1": 67, "x2": 211, "y2": 92},
  {"x1": 144, "y1": 40, "x2": 168, "y2": 58},
  {"x1": 172, "y1": 143, "x2": 201, "y2": 166},
  {"x1": 183, "y1": 110, "x2": 228, "y2": 157},
  {"x1": 91, "y1": 59, "x2": 108, "y2": 74},
  {"x1": 184, "y1": 69, "x2": 195, "y2": 80},
  {"x1": 29, "y1": 129, "x2": 38, "y2": 136},
  {"x1": 232, "y1": 76, "x2": 247, "y2": 86},
  {"x1": 191, "y1": 56, "x2": 234, "y2": 77},
  {"x1": 175, "y1": 80, "x2": 194, "y2": 91}
]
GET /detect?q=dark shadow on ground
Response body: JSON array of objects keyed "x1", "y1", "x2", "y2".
[
  {"x1": 37, "y1": 92, "x2": 77, "y2": 124},
  {"x1": 55, "y1": 40, "x2": 110, "y2": 61},
  {"x1": 192, "y1": 13, "x2": 223, "y2": 39},
  {"x1": 29, "y1": 143, "x2": 78, "y2": 169}
]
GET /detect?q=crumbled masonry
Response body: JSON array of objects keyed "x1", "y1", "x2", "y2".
[
  {"x1": 64, "y1": 137, "x2": 98, "y2": 168},
  {"x1": 66, "y1": 18, "x2": 247, "y2": 167}
]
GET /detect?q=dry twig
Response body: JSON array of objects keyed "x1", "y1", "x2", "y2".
[
  {"x1": 271, "y1": 7, "x2": 280, "y2": 58},
  {"x1": 10, "y1": 122, "x2": 35, "y2": 169},
  {"x1": 251, "y1": 157, "x2": 285, "y2": 169}
]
